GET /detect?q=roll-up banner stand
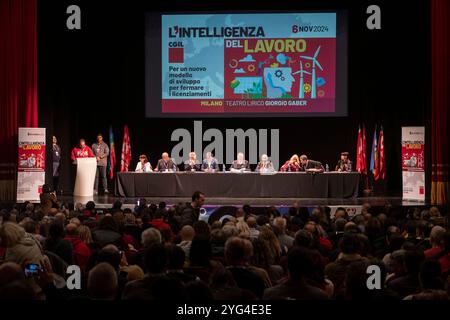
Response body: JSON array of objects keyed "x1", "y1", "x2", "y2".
[{"x1": 402, "y1": 127, "x2": 425, "y2": 201}]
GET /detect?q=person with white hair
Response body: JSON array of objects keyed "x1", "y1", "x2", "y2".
[
  {"x1": 424, "y1": 226, "x2": 446, "y2": 259},
  {"x1": 273, "y1": 217, "x2": 294, "y2": 250},
  {"x1": 155, "y1": 152, "x2": 177, "y2": 172},
  {"x1": 177, "y1": 225, "x2": 195, "y2": 259},
  {"x1": 141, "y1": 228, "x2": 162, "y2": 248},
  {"x1": 0, "y1": 222, "x2": 44, "y2": 266},
  {"x1": 127, "y1": 227, "x2": 162, "y2": 272},
  {"x1": 184, "y1": 151, "x2": 201, "y2": 171},
  {"x1": 202, "y1": 152, "x2": 219, "y2": 172},
  {"x1": 230, "y1": 152, "x2": 250, "y2": 172},
  {"x1": 255, "y1": 154, "x2": 275, "y2": 173}
]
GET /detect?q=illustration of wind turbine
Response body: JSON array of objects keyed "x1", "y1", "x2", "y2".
[
  {"x1": 292, "y1": 61, "x2": 311, "y2": 98},
  {"x1": 300, "y1": 46, "x2": 323, "y2": 99}
]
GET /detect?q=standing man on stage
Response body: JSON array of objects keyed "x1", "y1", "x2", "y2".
[
  {"x1": 52, "y1": 135, "x2": 61, "y2": 194},
  {"x1": 155, "y1": 152, "x2": 177, "y2": 171},
  {"x1": 299, "y1": 155, "x2": 324, "y2": 172},
  {"x1": 92, "y1": 133, "x2": 110, "y2": 194},
  {"x1": 335, "y1": 152, "x2": 352, "y2": 172}
]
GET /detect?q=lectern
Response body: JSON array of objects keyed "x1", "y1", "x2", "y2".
[{"x1": 74, "y1": 157, "x2": 97, "y2": 197}]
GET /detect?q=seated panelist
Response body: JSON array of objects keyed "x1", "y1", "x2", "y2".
[
  {"x1": 280, "y1": 154, "x2": 301, "y2": 172},
  {"x1": 155, "y1": 152, "x2": 177, "y2": 172},
  {"x1": 299, "y1": 155, "x2": 324, "y2": 172},
  {"x1": 335, "y1": 152, "x2": 352, "y2": 172},
  {"x1": 255, "y1": 154, "x2": 275, "y2": 173},
  {"x1": 135, "y1": 154, "x2": 152, "y2": 172},
  {"x1": 230, "y1": 152, "x2": 251, "y2": 172},
  {"x1": 184, "y1": 152, "x2": 201, "y2": 171},
  {"x1": 202, "y1": 152, "x2": 219, "y2": 172}
]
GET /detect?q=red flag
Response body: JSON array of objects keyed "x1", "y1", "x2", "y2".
[
  {"x1": 379, "y1": 125, "x2": 386, "y2": 180},
  {"x1": 356, "y1": 124, "x2": 367, "y2": 174},
  {"x1": 361, "y1": 125, "x2": 367, "y2": 174},
  {"x1": 356, "y1": 125, "x2": 362, "y2": 173},
  {"x1": 120, "y1": 125, "x2": 131, "y2": 172}
]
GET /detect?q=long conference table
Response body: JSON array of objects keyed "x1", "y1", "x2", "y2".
[{"x1": 115, "y1": 172, "x2": 360, "y2": 198}]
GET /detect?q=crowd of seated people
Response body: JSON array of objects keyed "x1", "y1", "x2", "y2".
[{"x1": 0, "y1": 189, "x2": 449, "y2": 300}]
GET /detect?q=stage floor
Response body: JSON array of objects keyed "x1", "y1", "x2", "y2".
[{"x1": 58, "y1": 195, "x2": 427, "y2": 209}]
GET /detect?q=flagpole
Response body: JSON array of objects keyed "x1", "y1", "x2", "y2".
[{"x1": 363, "y1": 172, "x2": 371, "y2": 196}]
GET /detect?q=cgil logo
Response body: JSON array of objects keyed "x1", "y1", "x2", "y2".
[{"x1": 171, "y1": 121, "x2": 279, "y2": 169}]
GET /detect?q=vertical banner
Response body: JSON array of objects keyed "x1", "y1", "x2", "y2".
[
  {"x1": 17, "y1": 128, "x2": 46, "y2": 202},
  {"x1": 402, "y1": 127, "x2": 425, "y2": 201}
]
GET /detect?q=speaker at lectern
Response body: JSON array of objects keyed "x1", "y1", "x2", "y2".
[{"x1": 74, "y1": 157, "x2": 97, "y2": 197}]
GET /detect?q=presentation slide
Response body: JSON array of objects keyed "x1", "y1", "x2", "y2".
[{"x1": 146, "y1": 12, "x2": 347, "y2": 117}]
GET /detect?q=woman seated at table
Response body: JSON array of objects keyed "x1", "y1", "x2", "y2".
[
  {"x1": 280, "y1": 154, "x2": 301, "y2": 172},
  {"x1": 135, "y1": 154, "x2": 153, "y2": 172},
  {"x1": 255, "y1": 154, "x2": 275, "y2": 173},
  {"x1": 184, "y1": 152, "x2": 201, "y2": 171}
]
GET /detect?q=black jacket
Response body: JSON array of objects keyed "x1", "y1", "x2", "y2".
[
  {"x1": 181, "y1": 203, "x2": 200, "y2": 226},
  {"x1": 301, "y1": 160, "x2": 324, "y2": 171},
  {"x1": 156, "y1": 159, "x2": 177, "y2": 171}
]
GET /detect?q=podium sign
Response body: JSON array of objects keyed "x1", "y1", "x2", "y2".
[
  {"x1": 17, "y1": 128, "x2": 46, "y2": 202},
  {"x1": 74, "y1": 157, "x2": 97, "y2": 197}
]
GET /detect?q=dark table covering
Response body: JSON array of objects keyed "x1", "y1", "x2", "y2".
[{"x1": 115, "y1": 172, "x2": 360, "y2": 198}]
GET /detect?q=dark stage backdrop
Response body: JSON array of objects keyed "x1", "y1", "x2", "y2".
[{"x1": 38, "y1": 0, "x2": 430, "y2": 196}]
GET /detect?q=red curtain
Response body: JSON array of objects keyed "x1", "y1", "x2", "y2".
[
  {"x1": 0, "y1": 0, "x2": 38, "y2": 200},
  {"x1": 431, "y1": 0, "x2": 450, "y2": 204}
]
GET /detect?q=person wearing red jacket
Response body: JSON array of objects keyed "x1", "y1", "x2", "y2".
[
  {"x1": 64, "y1": 223, "x2": 92, "y2": 274},
  {"x1": 71, "y1": 138, "x2": 94, "y2": 163},
  {"x1": 280, "y1": 154, "x2": 301, "y2": 172},
  {"x1": 150, "y1": 209, "x2": 174, "y2": 240}
]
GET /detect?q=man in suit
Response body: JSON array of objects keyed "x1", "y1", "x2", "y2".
[
  {"x1": 155, "y1": 152, "x2": 177, "y2": 171},
  {"x1": 299, "y1": 155, "x2": 324, "y2": 172},
  {"x1": 202, "y1": 152, "x2": 219, "y2": 172},
  {"x1": 230, "y1": 152, "x2": 251, "y2": 172}
]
